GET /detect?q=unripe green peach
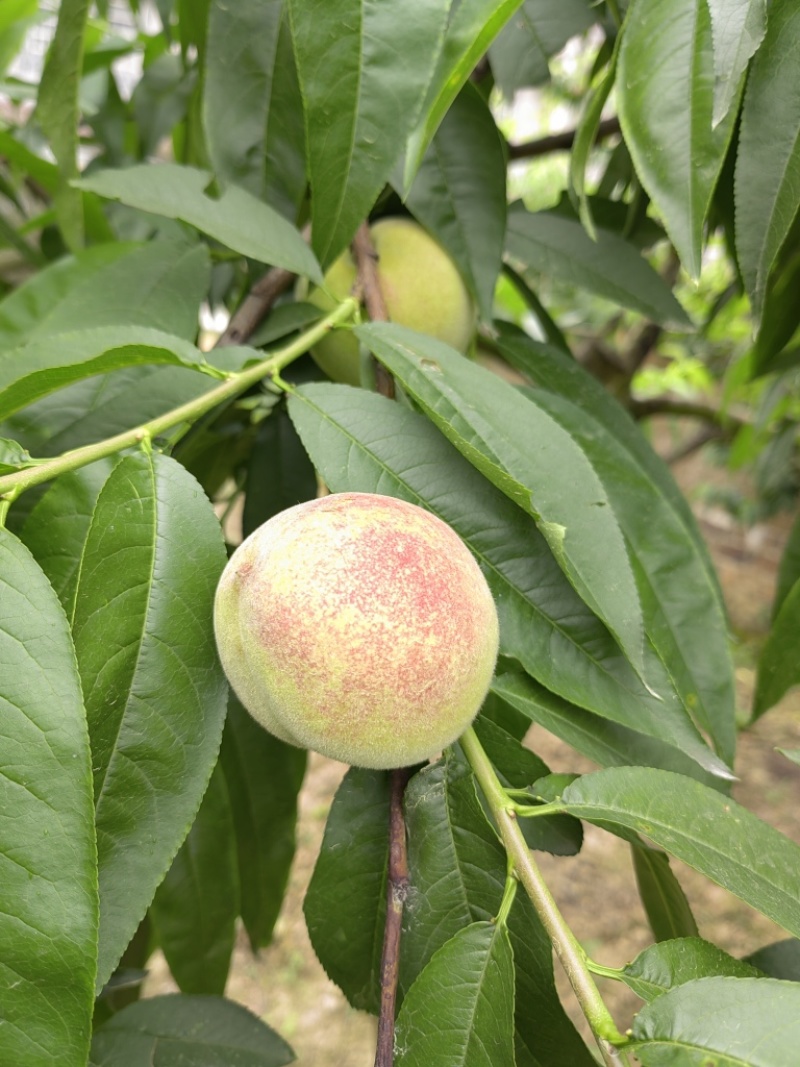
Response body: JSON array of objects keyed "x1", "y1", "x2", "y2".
[
  {"x1": 213, "y1": 492, "x2": 499, "y2": 769},
  {"x1": 305, "y1": 218, "x2": 475, "y2": 386}
]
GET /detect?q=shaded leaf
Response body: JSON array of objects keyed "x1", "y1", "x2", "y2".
[
  {"x1": 204, "y1": 0, "x2": 305, "y2": 220},
  {"x1": 242, "y1": 403, "x2": 318, "y2": 541},
  {"x1": 559, "y1": 767, "x2": 800, "y2": 938},
  {"x1": 90, "y1": 994, "x2": 294, "y2": 1066},
  {"x1": 36, "y1": 0, "x2": 90, "y2": 248},
  {"x1": 745, "y1": 939, "x2": 800, "y2": 982},
  {"x1": 754, "y1": 577, "x2": 800, "y2": 718},
  {"x1": 617, "y1": 0, "x2": 738, "y2": 278},
  {"x1": 489, "y1": 0, "x2": 595, "y2": 99},
  {"x1": 402, "y1": 82, "x2": 506, "y2": 323},
  {"x1": 151, "y1": 764, "x2": 239, "y2": 995},
  {"x1": 220, "y1": 697, "x2": 306, "y2": 951},
  {"x1": 630, "y1": 977, "x2": 800, "y2": 1066},
  {"x1": 303, "y1": 768, "x2": 390, "y2": 1014},
  {"x1": 620, "y1": 937, "x2": 761, "y2": 1002},
  {"x1": 776, "y1": 488, "x2": 800, "y2": 618},
  {"x1": 395, "y1": 922, "x2": 516, "y2": 1067},
  {"x1": 289, "y1": 0, "x2": 450, "y2": 266},
  {"x1": 0, "y1": 435, "x2": 31, "y2": 475},
  {"x1": 0, "y1": 239, "x2": 210, "y2": 349},
  {"x1": 0, "y1": 530, "x2": 97, "y2": 1067},
  {"x1": 735, "y1": 0, "x2": 800, "y2": 322},
  {"x1": 632, "y1": 843, "x2": 698, "y2": 943},
  {"x1": 568, "y1": 40, "x2": 618, "y2": 239},
  {"x1": 505, "y1": 204, "x2": 691, "y2": 325},
  {"x1": 287, "y1": 384, "x2": 725, "y2": 778},
  {"x1": 76, "y1": 164, "x2": 321, "y2": 281},
  {"x1": 71, "y1": 451, "x2": 229, "y2": 991}
]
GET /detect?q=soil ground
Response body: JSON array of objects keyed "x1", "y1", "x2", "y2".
[{"x1": 147, "y1": 440, "x2": 800, "y2": 1065}]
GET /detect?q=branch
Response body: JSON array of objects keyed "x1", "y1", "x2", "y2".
[
  {"x1": 352, "y1": 221, "x2": 395, "y2": 398},
  {"x1": 0, "y1": 299, "x2": 359, "y2": 503},
  {"x1": 664, "y1": 425, "x2": 725, "y2": 464},
  {"x1": 507, "y1": 116, "x2": 621, "y2": 161},
  {"x1": 460, "y1": 728, "x2": 629, "y2": 1067},
  {"x1": 630, "y1": 397, "x2": 747, "y2": 429},
  {"x1": 216, "y1": 265, "x2": 296, "y2": 347},
  {"x1": 374, "y1": 767, "x2": 413, "y2": 1067},
  {"x1": 621, "y1": 252, "x2": 681, "y2": 375},
  {"x1": 216, "y1": 223, "x2": 312, "y2": 348}
]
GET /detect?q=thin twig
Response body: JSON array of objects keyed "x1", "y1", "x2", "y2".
[
  {"x1": 630, "y1": 397, "x2": 747, "y2": 429},
  {"x1": 216, "y1": 265, "x2": 296, "y2": 347},
  {"x1": 665, "y1": 425, "x2": 725, "y2": 464},
  {"x1": 374, "y1": 767, "x2": 413, "y2": 1067},
  {"x1": 216, "y1": 224, "x2": 313, "y2": 348},
  {"x1": 460, "y1": 728, "x2": 629, "y2": 1067},
  {"x1": 507, "y1": 116, "x2": 621, "y2": 161},
  {"x1": 352, "y1": 221, "x2": 395, "y2": 398}
]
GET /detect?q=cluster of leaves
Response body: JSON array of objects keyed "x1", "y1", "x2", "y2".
[{"x1": 1, "y1": 1, "x2": 799, "y2": 1066}]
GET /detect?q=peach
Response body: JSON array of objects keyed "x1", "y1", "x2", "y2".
[
  {"x1": 213, "y1": 493, "x2": 499, "y2": 768},
  {"x1": 302, "y1": 218, "x2": 475, "y2": 386}
]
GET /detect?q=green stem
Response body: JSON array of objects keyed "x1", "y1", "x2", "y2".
[
  {"x1": 460, "y1": 727, "x2": 629, "y2": 1067},
  {"x1": 0, "y1": 298, "x2": 358, "y2": 504}
]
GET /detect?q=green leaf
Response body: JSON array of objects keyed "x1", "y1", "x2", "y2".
[
  {"x1": 289, "y1": 0, "x2": 450, "y2": 266},
  {"x1": 395, "y1": 922, "x2": 516, "y2": 1067},
  {"x1": 71, "y1": 451, "x2": 229, "y2": 991},
  {"x1": 559, "y1": 767, "x2": 800, "y2": 938},
  {"x1": 501, "y1": 337, "x2": 735, "y2": 765},
  {"x1": 569, "y1": 39, "x2": 618, "y2": 239},
  {"x1": 0, "y1": 239, "x2": 210, "y2": 350},
  {"x1": 0, "y1": 530, "x2": 98, "y2": 1067},
  {"x1": 617, "y1": 0, "x2": 738, "y2": 278},
  {"x1": 745, "y1": 939, "x2": 800, "y2": 982},
  {"x1": 75, "y1": 164, "x2": 321, "y2": 281},
  {"x1": 151, "y1": 764, "x2": 239, "y2": 995},
  {"x1": 751, "y1": 225, "x2": 800, "y2": 378},
  {"x1": 620, "y1": 937, "x2": 762, "y2": 1002},
  {"x1": 629, "y1": 976, "x2": 800, "y2": 1065},
  {"x1": 220, "y1": 697, "x2": 306, "y2": 951},
  {"x1": 505, "y1": 204, "x2": 691, "y2": 325},
  {"x1": 303, "y1": 768, "x2": 390, "y2": 1014},
  {"x1": 359, "y1": 323, "x2": 650, "y2": 685},
  {"x1": 36, "y1": 0, "x2": 90, "y2": 249},
  {"x1": 735, "y1": 0, "x2": 800, "y2": 322},
  {"x1": 0, "y1": 129, "x2": 113, "y2": 243},
  {"x1": 0, "y1": 325, "x2": 217, "y2": 422},
  {"x1": 402, "y1": 82, "x2": 506, "y2": 323},
  {"x1": 90, "y1": 994, "x2": 294, "y2": 1066},
  {"x1": 495, "y1": 327, "x2": 723, "y2": 605},
  {"x1": 489, "y1": 0, "x2": 595, "y2": 99},
  {"x1": 491, "y1": 670, "x2": 725, "y2": 785},
  {"x1": 631, "y1": 843, "x2": 699, "y2": 943},
  {"x1": 708, "y1": 0, "x2": 767, "y2": 126},
  {"x1": 131, "y1": 53, "x2": 198, "y2": 159},
  {"x1": 403, "y1": 0, "x2": 525, "y2": 190},
  {"x1": 204, "y1": 0, "x2": 305, "y2": 220},
  {"x1": 754, "y1": 577, "x2": 800, "y2": 718},
  {"x1": 503, "y1": 371, "x2": 738, "y2": 763},
  {"x1": 402, "y1": 754, "x2": 594, "y2": 1065},
  {"x1": 288, "y1": 383, "x2": 728, "y2": 778},
  {"x1": 19, "y1": 458, "x2": 118, "y2": 617}
]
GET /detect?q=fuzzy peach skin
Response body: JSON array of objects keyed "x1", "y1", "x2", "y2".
[{"x1": 213, "y1": 492, "x2": 499, "y2": 769}]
